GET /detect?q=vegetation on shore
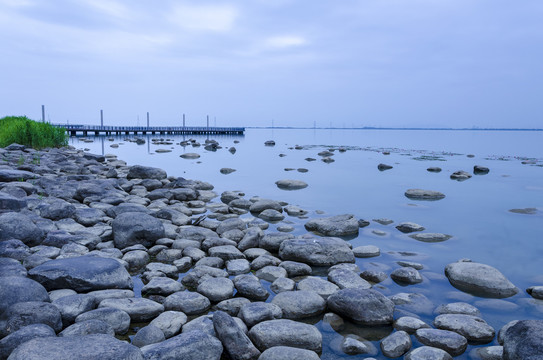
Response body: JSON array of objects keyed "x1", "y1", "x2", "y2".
[{"x1": 0, "y1": 116, "x2": 67, "y2": 149}]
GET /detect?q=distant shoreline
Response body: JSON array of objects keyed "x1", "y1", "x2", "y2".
[{"x1": 247, "y1": 126, "x2": 543, "y2": 131}]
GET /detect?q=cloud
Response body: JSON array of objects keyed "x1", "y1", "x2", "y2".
[
  {"x1": 265, "y1": 35, "x2": 307, "y2": 49},
  {"x1": 168, "y1": 4, "x2": 238, "y2": 32}
]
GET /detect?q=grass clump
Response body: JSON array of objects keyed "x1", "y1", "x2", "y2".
[{"x1": 0, "y1": 116, "x2": 67, "y2": 149}]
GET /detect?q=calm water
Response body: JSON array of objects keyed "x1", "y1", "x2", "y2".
[{"x1": 73, "y1": 129, "x2": 543, "y2": 358}]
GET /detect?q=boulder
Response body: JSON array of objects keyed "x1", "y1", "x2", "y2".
[
  {"x1": 197, "y1": 277, "x2": 235, "y2": 302},
  {"x1": 248, "y1": 319, "x2": 322, "y2": 352},
  {"x1": 450, "y1": 170, "x2": 472, "y2": 181},
  {"x1": 275, "y1": 180, "x2": 308, "y2": 190},
  {"x1": 327, "y1": 288, "x2": 394, "y2": 325},
  {"x1": 502, "y1": 320, "x2": 543, "y2": 359},
  {"x1": 409, "y1": 233, "x2": 452, "y2": 242},
  {"x1": 75, "y1": 307, "x2": 131, "y2": 335},
  {"x1": 1, "y1": 301, "x2": 62, "y2": 336},
  {"x1": 405, "y1": 346, "x2": 452, "y2": 360},
  {"x1": 271, "y1": 291, "x2": 326, "y2": 319},
  {"x1": 59, "y1": 319, "x2": 115, "y2": 337},
  {"x1": 395, "y1": 222, "x2": 425, "y2": 233},
  {"x1": 405, "y1": 189, "x2": 446, "y2": 200},
  {"x1": 7, "y1": 334, "x2": 144, "y2": 360},
  {"x1": 213, "y1": 311, "x2": 261, "y2": 360},
  {"x1": 29, "y1": 256, "x2": 133, "y2": 292},
  {"x1": 434, "y1": 314, "x2": 495, "y2": 343},
  {"x1": 98, "y1": 298, "x2": 164, "y2": 322},
  {"x1": 234, "y1": 274, "x2": 269, "y2": 301},
  {"x1": 52, "y1": 294, "x2": 97, "y2": 325},
  {"x1": 0, "y1": 169, "x2": 38, "y2": 182},
  {"x1": 380, "y1": 330, "x2": 412, "y2": 358},
  {"x1": 0, "y1": 212, "x2": 44, "y2": 246},
  {"x1": 0, "y1": 193, "x2": 26, "y2": 213},
  {"x1": 0, "y1": 276, "x2": 50, "y2": 315},
  {"x1": 141, "y1": 330, "x2": 222, "y2": 360},
  {"x1": 149, "y1": 311, "x2": 187, "y2": 339},
  {"x1": 112, "y1": 212, "x2": 165, "y2": 249},
  {"x1": 444, "y1": 261, "x2": 518, "y2": 298},
  {"x1": 304, "y1": 214, "x2": 359, "y2": 237},
  {"x1": 127, "y1": 165, "x2": 167, "y2": 180},
  {"x1": 278, "y1": 237, "x2": 354, "y2": 266},
  {"x1": 415, "y1": 328, "x2": 468, "y2": 357},
  {"x1": 238, "y1": 302, "x2": 282, "y2": 328},
  {"x1": 132, "y1": 325, "x2": 165, "y2": 348},
  {"x1": 297, "y1": 277, "x2": 339, "y2": 300},
  {"x1": 259, "y1": 346, "x2": 320, "y2": 360},
  {"x1": 163, "y1": 291, "x2": 211, "y2": 315},
  {"x1": 0, "y1": 323, "x2": 55, "y2": 360}
]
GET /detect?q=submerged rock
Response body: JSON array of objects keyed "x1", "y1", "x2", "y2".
[
  {"x1": 405, "y1": 189, "x2": 446, "y2": 201},
  {"x1": 409, "y1": 233, "x2": 452, "y2": 243},
  {"x1": 450, "y1": 170, "x2": 472, "y2": 181},
  {"x1": 304, "y1": 214, "x2": 359, "y2": 237},
  {"x1": 275, "y1": 179, "x2": 308, "y2": 190},
  {"x1": 327, "y1": 288, "x2": 394, "y2": 325},
  {"x1": 279, "y1": 237, "x2": 354, "y2": 266}
]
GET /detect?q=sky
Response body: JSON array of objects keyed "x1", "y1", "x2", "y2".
[{"x1": 1, "y1": 0, "x2": 542, "y2": 129}]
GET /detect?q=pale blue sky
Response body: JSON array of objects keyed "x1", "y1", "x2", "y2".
[{"x1": 1, "y1": 0, "x2": 542, "y2": 128}]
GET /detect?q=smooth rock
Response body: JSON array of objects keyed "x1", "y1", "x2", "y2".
[
  {"x1": 396, "y1": 222, "x2": 425, "y2": 233},
  {"x1": 149, "y1": 311, "x2": 187, "y2": 339},
  {"x1": 502, "y1": 319, "x2": 543, "y2": 359},
  {"x1": 304, "y1": 214, "x2": 359, "y2": 237},
  {"x1": 0, "y1": 212, "x2": 43, "y2": 246},
  {"x1": 327, "y1": 288, "x2": 394, "y2": 325},
  {"x1": 405, "y1": 346, "x2": 452, "y2": 360},
  {"x1": 258, "y1": 346, "x2": 320, "y2": 360},
  {"x1": 445, "y1": 261, "x2": 518, "y2": 298},
  {"x1": 127, "y1": 165, "x2": 167, "y2": 180},
  {"x1": 271, "y1": 290, "x2": 326, "y2": 319},
  {"x1": 405, "y1": 189, "x2": 446, "y2": 200},
  {"x1": 141, "y1": 330, "x2": 223, "y2": 360},
  {"x1": 416, "y1": 328, "x2": 468, "y2": 356},
  {"x1": 409, "y1": 233, "x2": 452, "y2": 242},
  {"x1": 328, "y1": 268, "x2": 372, "y2": 289},
  {"x1": 213, "y1": 311, "x2": 261, "y2": 360},
  {"x1": 132, "y1": 325, "x2": 165, "y2": 348},
  {"x1": 0, "y1": 276, "x2": 49, "y2": 315},
  {"x1": 112, "y1": 212, "x2": 165, "y2": 249},
  {"x1": 59, "y1": 319, "x2": 115, "y2": 337},
  {"x1": 163, "y1": 291, "x2": 211, "y2": 315},
  {"x1": 249, "y1": 319, "x2": 321, "y2": 352},
  {"x1": 353, "y1": 245, "x2": 380, "y2": 258},
  {"x1": 434, "y1": 314, "x2": 495, "y2": 343},
  {"x1": 75, "y1": 307, "x2": 131, "y2": 335},
  {"x1": 275, "y1": 180, "x2": 308, "y2": 190},
  {"x1": 234, "y1": 274, "x2": 269, "y2": 301},
  {"x1": 239, "y1": 302, "x2": 282, "y2": 328},
  {"x1": 197, "y1": 277, "x2": 235, "y2": 302},
  {"x1": 270, "y1": 277, "x2": 295, "y2": 293},
  {"x1": 2, "y1": 301, "x2": 62, "y2": 336},
  {"x1": 380, "y1": 330, "x2": 412, "y2": 358},
  {"x1": 390, "y1": 267, "x2": 423, "y2": 285},
  {"x1": 279, "y1": 261, "x2": 312, "y2": 277},
  {"x1": 297, "y1": 277, "x2": 339, "y2": 300},
  {"x1": 279, "y1": 237, "x2": 354, "y2": 266},
  {"x1": 53, "y1": 294, "x2": 97, "y2": 326},
  {"x1": 99, "y1": 298, "x2": 164, "y2": 322},
  {"x1": 394, "y1": 316, "x2": 431, "y2": 334}
]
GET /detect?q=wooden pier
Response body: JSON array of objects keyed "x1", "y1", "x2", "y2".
[{"x1": 52, "y1": 124, "x2": 245, "y2": 136}]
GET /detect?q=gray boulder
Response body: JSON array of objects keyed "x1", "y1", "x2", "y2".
[
  {"x1": 234, "y1": 274, "x2": 269, "y2": 301},
  {"x1": 328, "y1": 268, "x2": 372, "y2": 289},
  {"x1": 390, "y1": 267, "x2": 423, "y2": 285},
  {"x1": 502, "y1": 320, "x2": 543, "y2": 359},
  {"x1": 278, "y1": 237, "x2": 354, "y2": 266},
  {"x1": 249, "y1": 319, "x2": 321, "y2": 352},
  {"x1": 141, "y1": 277, "x2": 184, "y2": 297},
  {"x1": 380, "y1": 330, "x2": 412, "y2": 358},
  {"x1": 38, "y1": 199, "x2": 76, "y2": 220},
  {"x1": 1, "y1": 301, "x2": 62, "y2": 336},
  {"x1": 434, "y1": 314, "x2": 495, "y2": 343},
  {"x1": 197, "y1": 277, "x2": 235, "y2": 302},
  {"x1": 304, "y1": 214, "x2": 359, "y2": 236},
  {"x1": 0, "y1": 212, "x2": 44, "y2": 246},
  {"x1": 396, "y1": 222, "x2": 425, "y2": 233},
  {"x1": 29, "y1": 256, "x2": 133, "y2": 292},
  {"x1": 0, "y1": 169, "x2": 37, "y2": 182},
  {"x1": 405, "y1": 346, "x2": 452, "y2": 360},
  {"x1": 445, "y1": 261, "x2": 518, "y2": 298},
  {"x1": 141, "y1": 330, "x2": 223, "y2": 360},
  {"x1": 259, "y1": 346, "x2": 320, "y2": 360},
  {"x1": 416, "y1": 328, "x2": 468, "y2": 356},
  {"x1": 163, "y1": 291, "x2": 211, "y2": 315},
  {"x1": 149, "y1": 311, "x2": 187, "y2": 339},
  {"x1": 0, "y1": 276, "x2": 49, "y2": 315},
  {"x1": 249, "y1": 199, "x2": 282, "y2": 214},
  {"x1": 275, "y1": 180, "x2": 308, "y2": 190},
  {"x1": 59, "y1": 319, "x2": 115, "y2": 337},
  {"x1": 132, "y1": 325, "x2": 165, "y2": 348},
  {"x1": 7, "y1": 334, "x2": 144, "y2": 360},
  {"x1": 0, "y1": 239, "x2": 30, "y2": 261},
  {"x1": 405, "y1": 189, "x2": 446, "y2": 200},
  {"x1": 526, "y1": 286, "x2": 543, "y2": 300},
  {"x1": 327, "y1": 288, "x2": 394, "y2": 325},
  {"x1": 0, "y1": 192, "x2": 26, "y2": 213},
  {"x1": 0, "y1": 258, "x2": 27, "y2": 277},
  {"x1": 239, "y1": 302, "x2": 282, "y2": 328},
  {"x1": 75, "y1": 307, "x2": 131, "y2": 335},
  {"x1": 297, "y1": 277, "x2": 339, "y2": 300},
  {"x1": 271, "y1": 291, "x2": 326, "y2": 319},
  {"x1": 409, "y1": 233, "x2": 452, "y2": 242},
  {"x1": 53, "y1": 294, "x2": 97, "y2": 325},
  {"x1": 213, "y1": 311, "x2": 261, "y2": 360},
  {"x1": 0, "y1": 324, "x2": 55, "y2": 360},
  {"x1": 112, "y1": 212, "x2": 165, "y2": 249},
  {"x1": 99, "y1": 298, "x2": 164, "y2": 322},
  {"x1": 127, "y1": 165, "x2": 167, "y2": 180}
]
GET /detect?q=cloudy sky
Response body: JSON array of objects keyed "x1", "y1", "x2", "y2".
[{"x1": 1, "y1": 0, "x2": 542, "y2": 128}]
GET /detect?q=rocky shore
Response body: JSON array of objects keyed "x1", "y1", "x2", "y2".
[{"x1": 0, "y1": 143, "x2": 542, "y2": 359}]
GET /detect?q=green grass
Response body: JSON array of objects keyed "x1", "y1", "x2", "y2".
[{"x1": 0, "y1": 116, "x2": 67, "y2": 149}]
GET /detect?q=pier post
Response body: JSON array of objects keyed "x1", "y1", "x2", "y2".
[
  {"x1": 147, "y1": 112, "x2": 149, "y2": 128},
  {"x1": 183, "y1": 114, "x2": 185, "y2": 132},
  {"x1": 41, "y1": 105, "x2": 45, "y2": 123},
  {"x1": 100, "y1": 110, "x2": 103, "y2": 128},
  {"x1": 207, "y1": 115, "x2": 209, "y2": 132}
]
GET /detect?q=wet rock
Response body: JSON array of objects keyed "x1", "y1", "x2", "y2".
[
  {"x1": 279, "y1": 237, "x2": 354, "y2": 266},
  {"x1": 259, "y1": 233, "x2": 294, "y2": 252},
  {"x1": 390, "y1": 267, "x2": 423, "y2": 285},
  {"x1": 0, "y1": 192, "x2": 26, "y2": 213},
  {"x1": 270, "y1": 277, "x2": 295, "y2": 293},
  {"x1": 239, "y1": 302, "x2": 282, "y2": 328},
  {"x1": 297, "y1": 277, "x2": 339, "y2": 300},
  {"x1": 148, "y1": 311, "x2": 187, "y2": 339},
  {"x1": 112, "y1": 212, "x2": 165, "y2": 249},
  {"x1": 469, "y1": 346, "x2": 503, "y2": 360},
  {"x1": 279, "y1": 260, "x2": 311, "y2": 277},
  {"x1": 405, "y1": 346, "x2": 452, "y2": 360},
  {"x1": 435, "y1": 302, "x2": 481, "y2": 317},
  {"x1": 259, "y1": 209, "x2": 285, "y2": 222},
  {"x1": 353, "y1": 245, "x2": 380, "y2": 258},
  {"x1": 0, "y1": 258, "x2": 27, "y2": 277},
  {"x1": 394, "y1": 316, "x2": 431, "y2": 334},
  {"x1": 180, "y1": 153, "x2": 200, "y2": 159},
  {"x1": 415, "y1": 328, "x2": 467, "y2": 356},
  {"x1": 409, "y1": 233, "x2": 452, "y2": 242},
  {"x1": 328, "y1": 268, "x2": 372, "y2": 289},
  {"x1": 127, "y1": 165, "x2": 167, "y2": 180},
  {"x1": 8, "y1": 334, "x2": 144, "y2": 360},
  {"x1": 264, "y1": 140, "x2": 275, "y2": 146},
  {"x1": 208, "y1": 245, "x2": 245, "y2": 261},
  {"x1": 434, "y1": 314, "x2": 495, "y2": 343},
  {"x1": 214, "y1": 298, "x2": 251, "y2": 317},
  {"x1": 59, "y1": 319, "x2": 115, "y2": 337},
  {"x1": 396, "y1": 222, "x2": 425, "y2": 233},
  {"x1": 340, "y1": 334, "x2": 378, "y2": 355},
  {"x1": 327, "y1": 288, "x2": 394, "y2": 325},
  {"x1": 197, "y1": 277, "x2": 235, "y2": 302},
  {"x1": 450, "y1": 170, "x2": 472, "y2": 181},
  {"x1": 99, "y1": 298, "x2": 164, "y2": 322},
  {"x1": 0, "y1": 212, "x2": 44, "y2": 246},
  {"x1": 75, "y1": 307, "x2": 131, "y2": 335},
  {"x1": 473, "y1": 165, "x2": 490, "y2": 174},
  {"x1": 213, "y1": 311, "x2": 261, "y2": 360},
  {"x1": 249, "y1": 199, "x2": 283, "y2": 214},
  {"x1": 52, "y1": 294, "x2": 97, "y2": 326},
  {"x1": 390, "y1": 292, "x2": 434, "y2": 316},
  {"x1": 275, "y1": 180, "x2": 308, "y2": 190},
  {"x1": 2, "y1": 301, "x2": 62, "y2": 336},
  {"x1": 38, "y1": 199, "x2": 76, "y2": 220},
  {"x1": 405, "y1": 189, "x2": 446, "y2": 201},
  {"x1": 304, "y1": 214, "x2": 359, "y2": 237},
  {"x1": 526, "y1": 285, "x2": 543, "y2": 300},
  {"x1": 259, "y1": 346, "x2": 319, "y2": 360},
  {"x1": 132, "y1": 325, "x2": 165, "y2": 348},
  {"x1": 29, "y1": 256, "x2": 133, "y2": 292},
  {"x1": 381, "y1": 330, "x2": 412, "y2": 357},
  {"x1": 271, "y1": 290, "x2": 326, "y2": 319},
  {"x1": 0, "y1": 239, "x2": 30, "y2": 261},
  {"x1": 255, "y1": 266, "x2": 288, "y2": 282},
  {"x1": 141, "y1": 277, "x2": 184, "y2": 296},
  {"x1": 163, "y1": 291, "x2": 211, "y2": 315},
  {"x1": 226, "y1": 259, "x2": 251, "y2": 275},
  {"x1": 181, "y1": 265, "x2": 227, "y2": 288},
  {"x1": 502, "y1": 319, "x2": 543, "y2": 359},
  {"x1": 249, "y1": 319, "x2": 321, "y2": 352},
  {"x1": 445, "y1": 260, "x2": 518, "y2": 298},
  {"x1": 283, "y1": 205, "x2": 308, "y2": 217},
  {"x1": 0, "y1": 324, "x2": 55, "y2": 360},
  {"x1": 377, "y1": 163, "x2": 393, "y2": 171}
]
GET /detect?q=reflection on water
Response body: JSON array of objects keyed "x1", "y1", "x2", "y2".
[{"x1": 71, "y1": 129, "x2": 543, "y2": 359}]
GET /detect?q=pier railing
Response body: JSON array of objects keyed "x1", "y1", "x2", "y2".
[{"x1": 51, "y1": 124, "x2": 245, "y2": 136}]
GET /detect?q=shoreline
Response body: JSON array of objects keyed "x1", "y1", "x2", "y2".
[{"x1": 0, "y1": 143, "x2": 542, "y2": 359}]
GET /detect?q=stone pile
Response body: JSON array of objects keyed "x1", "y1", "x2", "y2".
[{"x1": 0, "y1": 143, "x2": 540, "y2": 359}]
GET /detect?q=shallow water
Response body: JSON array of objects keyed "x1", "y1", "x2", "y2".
[{"x1": 73, "y1": 128, "x2": 543, "y2": 358}]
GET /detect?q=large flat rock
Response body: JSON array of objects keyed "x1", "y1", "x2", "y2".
[
  {"x1": 445, "y1": 261, "x2": 518, "y2": 298},
  {"x1": 304, "y1": 214, "x2": 359, "y2": 237},
  {"x1": 29, "y1": 256, "x2": 133, "y2": 292},
  {"x1": 278, "y1": 237, "x2": 354, "y2": 266}
]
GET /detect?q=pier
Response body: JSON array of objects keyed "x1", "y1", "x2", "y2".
[{"x1": 52, "y1": 124, "x2": 245, "y2": 136}]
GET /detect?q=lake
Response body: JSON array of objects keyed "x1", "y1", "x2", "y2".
[{"x1": 72, "y1": 128, "x2": 543, "y2": 359}]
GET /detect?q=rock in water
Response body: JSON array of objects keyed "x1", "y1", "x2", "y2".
[
  {"x1": 141, "y1": 330, "x2": 223, "y2": 360},
  {"x1": 404, "y1": 189, "x2": 446, "y2": 200},
  {"x1": 248, "y1": 319, "x2": 322, "y2": 352},
  {"x1": 29, "y1": 256, "x2": 133, "y2": 292},
  {"x1": 502, "y1": 320, "x2": 543, "y2": 359},
  {"x1": 7, "y1": 334, "x2": 143, "y2": 360},
  {"x1": 212, "y1": 311, "x2": 261, "y2": 360},
  {"x1": 127, "y1": 165, "x2": 166, "y2": 180},
  {"x1": 275, "y1": 179, "x2": 308, "y2": 190},
  {"x1": 327, "y1": 288, "x2": 394, "y2": 325},
  {"x1": 279, "y1": 237, "x2": 354, "y2": 266},
  {"x1": 112, "y1": 212, "x2": 165, "y2": 249},
  {"x1": 444, "y1": 261, "x2": 518, "y2": 298},
  {"x1": 304, "y1": 214, "x2": 359, "y2": 237}
]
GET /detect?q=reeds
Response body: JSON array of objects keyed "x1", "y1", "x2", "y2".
[{"x1": 0, "y1": 116, "x2": 67, "y2": 149}]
